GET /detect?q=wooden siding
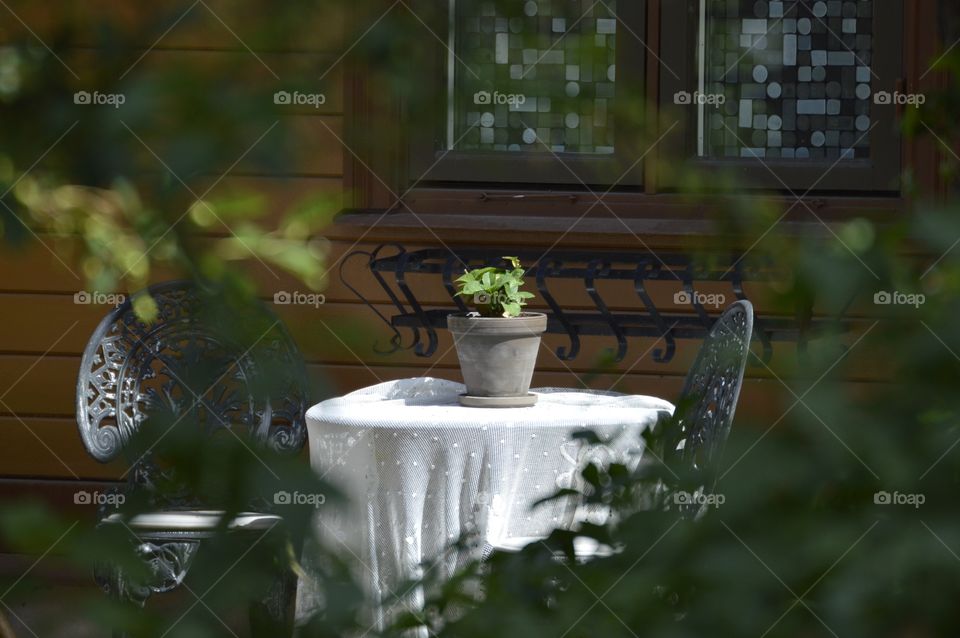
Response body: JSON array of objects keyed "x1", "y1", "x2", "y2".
[
  {"x1": 0, "y1": 234, "x2": 885, "y2": 484},
  {"x1": 0, "y1": 3, "x2": 888, "y2": 518}
]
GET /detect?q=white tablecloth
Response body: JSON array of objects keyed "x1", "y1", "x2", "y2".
[{"x1": 295, "y1": 377, "x2": 674, "y2": 624}]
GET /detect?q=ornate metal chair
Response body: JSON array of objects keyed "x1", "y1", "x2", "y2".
[
  {"x1": 488, "y1": 302, "x2": 755, "y2": 562},
  {"x1": 76, "y1": 281, "x2": 308, "y2": 635},
  {"x1": 660, "y1": 300, "x2": 754, "y2": 517},
  {"x1": 556, "y1": 301, "x2": 754, "y2": 562}
]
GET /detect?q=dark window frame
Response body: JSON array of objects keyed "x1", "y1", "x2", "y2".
[
  {"x1": 405, "y1": 0, "x2": 648, "y2": 188},
  {"x1": 657, "y1": 0, "x2": 905, "y2": 193},
  {"x1": 343, "y1": 0, "x2": 942, "y2": 222}
]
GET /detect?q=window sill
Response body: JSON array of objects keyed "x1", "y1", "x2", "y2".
[
  {"x1": 327, "y1": 187, "x2": 907, "y2": 248},
  {"x1": 326, "y1": 206, "x2": 901, "y2": 250}
]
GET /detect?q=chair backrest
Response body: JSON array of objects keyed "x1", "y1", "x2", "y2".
[
  {"x1": 666, "y1": 300, "x2": 754, "y2": 476},
  {"x1": 76, "y1": 281, "x2": 308, "y2": 484}
]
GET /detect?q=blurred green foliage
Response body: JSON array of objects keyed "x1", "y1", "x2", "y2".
[
  {"x1": 0, "y1": 1, "x2": 341, "y2": 299},
  {"x1": 1, "y1": 2, "x2": 960, "y2": 637}
]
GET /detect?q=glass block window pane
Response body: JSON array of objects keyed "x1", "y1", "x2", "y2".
[
  {"x1": 700, "y1": 0, "x2": 873, "y2": 161},
  {"x1": 450, "y1": 0, "x2": 617, "y2": 154}
]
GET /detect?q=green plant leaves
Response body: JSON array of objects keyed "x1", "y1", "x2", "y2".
[
  {"x1": 453, "y1": 257, "x2": 535, "y2": 317},
  {"x1": 501, "y1": 302, "x2": 521, "y2": 317},
  {"x1": 459, "y1": 280, "x2": 483, "y2": 295}
]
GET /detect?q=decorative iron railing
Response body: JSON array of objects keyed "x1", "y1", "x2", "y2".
[{"x1": 340, "y1": 244, "x2": 848, "y2": 365}]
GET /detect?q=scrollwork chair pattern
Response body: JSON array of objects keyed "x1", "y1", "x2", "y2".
[
  {"x1": 667, "y1": 301, "x2": 753, "y2": 481},
  {"x1": 77, "y1": 281, "x2": 307, "y2": 481},
  {"x1": 76, "y1": 281, "x2": 307, "y2": 629}
]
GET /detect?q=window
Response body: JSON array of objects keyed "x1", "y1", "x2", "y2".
[
  {"x1": 356, "y1": 0, "x2": 914, "y2": 208},
  {"x1": 408, "y1": 0, "x2": 647, "y2": 186},
  {"x1": 659, "y1": 0, "x2": 903, "y2": 191},
  {"x1": 451, "y1": 1, "x2": 620, "y2": 155}
]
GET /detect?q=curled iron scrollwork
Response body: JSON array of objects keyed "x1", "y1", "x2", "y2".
[
  {"x1": 76, "y1": 281, "x2": 308, "y2": 475},
  {"x1": 339, "y1": 246, "x2": 848, "y2": 367},
  {"x1": 95, "y1": 540, "x2": 199, "y2": 607}
]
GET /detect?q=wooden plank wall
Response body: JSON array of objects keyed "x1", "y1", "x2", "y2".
[
  {"x1": 0, "y1": 3, "x2": 883, "y2": 506},
  {"x1": 0, "y1": 3, "x2": 350, "y2": 495},
  {"x1": 0, "y1": 234, "x2": 882, "y2": 486}
]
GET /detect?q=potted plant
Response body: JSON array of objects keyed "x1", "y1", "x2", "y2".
[{"x1": 447, "y1": 257, "x2": 547, "y2": 407}]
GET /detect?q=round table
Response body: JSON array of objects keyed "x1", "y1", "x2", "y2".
[{"x1": 295, "y1": 377, "x2": 674, "y2": 625}]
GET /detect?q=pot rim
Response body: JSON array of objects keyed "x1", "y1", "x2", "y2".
[
  {"x1": 446, "y1": 311, "x2": 547, "y2": 335},
  {"x1": 447, "y1": 311, "x2": 546, "y2": 320}
]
